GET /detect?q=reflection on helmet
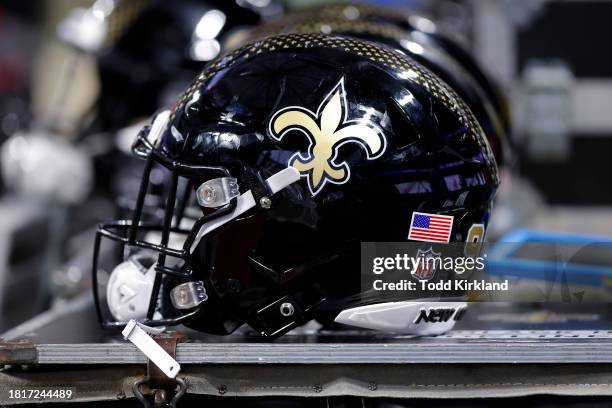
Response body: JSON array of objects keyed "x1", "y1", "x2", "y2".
[
  {"x1": 246, "y1": 3, "x2": 512, "y2": 166},
  {"x1": 93, "y1": 33, "x2": 499, "y2": 338}
]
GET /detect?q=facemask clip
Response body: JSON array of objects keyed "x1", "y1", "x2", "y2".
[
  {"x1": 196, "y1": 177, "x2": 239, "y2": 208},
  {"x1": 170, "y1": 281, "x2": 208, "y2": 310}
]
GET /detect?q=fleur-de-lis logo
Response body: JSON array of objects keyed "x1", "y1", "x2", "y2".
[{"x1": 269, "y1": 78, "x2": 386, "y2": 196}]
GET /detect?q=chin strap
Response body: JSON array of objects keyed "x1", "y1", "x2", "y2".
[{"x1": 189, "y1": 166, "x2": 301, "y2": 253}]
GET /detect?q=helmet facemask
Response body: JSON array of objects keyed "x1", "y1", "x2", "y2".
[{"x1": 93, "y1": 111, "x2": 301, "y2": 330}]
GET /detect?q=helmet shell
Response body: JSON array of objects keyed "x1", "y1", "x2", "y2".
[{"x1": 155, "y1": 34, "x2": 499, "y2": 335}]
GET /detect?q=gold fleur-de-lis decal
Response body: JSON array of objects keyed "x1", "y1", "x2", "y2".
[{"x1": 269, "y1": 78, "x2": 386, "y2": 196}]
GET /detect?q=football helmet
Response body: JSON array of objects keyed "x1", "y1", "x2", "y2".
[
  {"x1": 93, "y1": 34, "x2": 499, "y2": 338},
  {"x1": 247, "y1": 4, "x2": 512, "y2": 166}
]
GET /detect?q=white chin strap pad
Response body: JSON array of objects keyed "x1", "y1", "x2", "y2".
[
  {"x1": 106, "y1": 260, "x2": 157, "y2": 322},
  {"x1": 189, "y1": 166, "x2": 300, "y2": 253},
  {"x1": 334, "y1": 301, "x2": 467, "y2": 335}
]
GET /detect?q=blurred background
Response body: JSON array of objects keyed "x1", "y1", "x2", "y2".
[{"x1": 0, "y1": 0, "x2": 610, "y2": 331}]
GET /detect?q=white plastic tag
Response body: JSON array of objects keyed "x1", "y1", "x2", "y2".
[{"x1": 122, "y1": 320, "x2": 181, "y2": 378}]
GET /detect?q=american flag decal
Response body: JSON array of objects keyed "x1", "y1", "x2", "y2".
[{"x1": 408, "y1": 212, "x2": 454, "y2": 243}]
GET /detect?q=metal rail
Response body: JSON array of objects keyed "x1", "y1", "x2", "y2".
[
  {"x1": 4, "y1": 295, "x2": 612, "y2": 365},
  {"x1": 0, "y1": 329, "x2": 611, "y2": 365}
]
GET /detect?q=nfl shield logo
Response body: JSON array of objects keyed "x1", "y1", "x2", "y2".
[{"x1": 412, "y1": 247, "x2": 441, "y2": 281}]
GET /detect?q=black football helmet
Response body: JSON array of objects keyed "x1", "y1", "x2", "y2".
[
  {"x1": 93, "y1": 34, "x2": 499, "y2": 338},
  {"x1": 247, "y1": 4, "x2": 512, "y2": 166}
]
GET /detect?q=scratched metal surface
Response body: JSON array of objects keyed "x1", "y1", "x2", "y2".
[{"x1": 3, "y1": 294, "x2": 612, "y2": 364}]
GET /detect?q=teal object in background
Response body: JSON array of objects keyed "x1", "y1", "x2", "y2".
[{"x1": 486, "y1": 229, "x2": 612, "y2": 288}]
